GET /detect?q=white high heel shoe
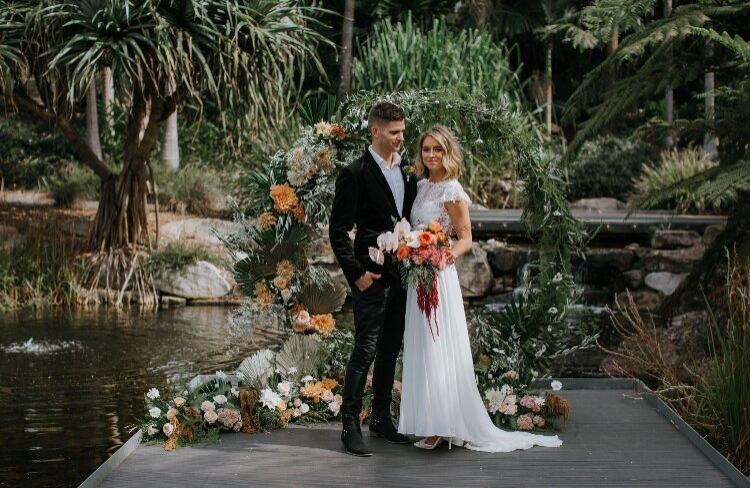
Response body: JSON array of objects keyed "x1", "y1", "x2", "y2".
[{"x1": 413, "y1": 437, "x2": 453, "y2": 450}]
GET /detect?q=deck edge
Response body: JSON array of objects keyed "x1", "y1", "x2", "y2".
[
  {"x1": 634, "y1": 381, "x2": 750, "y2": 488},
  {"x1": 78, "y1": 429, "x2": 142, "y2": 488}
]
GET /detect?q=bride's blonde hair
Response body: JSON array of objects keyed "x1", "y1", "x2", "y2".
[{"x1": 414, "y1": 125, "x2": 463, "y2": 179}]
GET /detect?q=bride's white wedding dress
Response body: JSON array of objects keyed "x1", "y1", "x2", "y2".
[{"x1": 397, "y1": 178, "x2": 562, "y2": 452}]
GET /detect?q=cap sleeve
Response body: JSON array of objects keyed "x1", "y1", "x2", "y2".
[{"x1": 439, "y1": 180, "x2": 471, "y2": 205}]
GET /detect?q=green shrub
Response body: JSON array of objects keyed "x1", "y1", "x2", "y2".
[
  {"x1": 630, "y1": 147, "x2": 726, "y2": 212},
  {"x1": 0, "y1": 118, "x2": 77, "y2": 189},
  {"x1": 44, "y1": 164, "x2": 100, "y2": 207},
  {"x1": 153, "y1": 164, "x2": 227, "y2": 216},
  {"x1": 568, "y1": 136, "x2": 657, "y2": 201},
  {"x1": 146, "y1": 242, "x2": 226, "y2": 275}
]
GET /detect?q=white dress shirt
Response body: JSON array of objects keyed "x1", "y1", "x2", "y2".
[{"x1": 369, "y1": 145, "x2": 405, "y2": 217}]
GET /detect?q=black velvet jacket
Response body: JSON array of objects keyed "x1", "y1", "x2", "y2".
[{"x1": 328, "y1": 149, "x2": 418, "y2": 285}]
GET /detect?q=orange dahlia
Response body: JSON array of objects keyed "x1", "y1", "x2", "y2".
[
  {"x1": 309, "y1": 313, "x2": 335, "y2": 336},
  {"x1": 321, "y1": 377, "x2": 338, "y2": 390},
  {"x1": 254, "y1": 282, "x2": 273, "y2": 309},
  {"x1": 330, "y1": 123, "x2": 346, "y2": 141},
  {"x1": 418, "y1": 231, "x2": 433, "y2": 246},
  {"x1": 257, "y1": 212, "x2": 277, "y2": 230},
  {"x1": 276, "y1": 260, "x2": 294, "y2": 280},
  {"x1": 270, "y1": 183, "x2": 299, "y2": 213},
  {"x1": 293, "y1": 205, "x2": 305, "y2": 222}
]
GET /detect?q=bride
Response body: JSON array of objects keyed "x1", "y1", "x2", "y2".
[{"x1": 397, "y1": 125, "x2": 563, "y2": 452}]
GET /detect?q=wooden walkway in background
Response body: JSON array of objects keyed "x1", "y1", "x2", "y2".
[
  {"x1": 95, "y1": 383, "x2": 742, "y2": 487},
  {"x1": 471, "y1": 209, "x2": 726, "y2": 238}
]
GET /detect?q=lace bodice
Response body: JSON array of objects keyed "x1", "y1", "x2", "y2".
[{"x1": 410, "y1": 178, "x2": 471, "y2": 236}]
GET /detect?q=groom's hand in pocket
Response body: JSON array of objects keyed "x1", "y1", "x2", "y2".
[{"x1": 355, "y1": 271, "x2": 381, "y2": 292}]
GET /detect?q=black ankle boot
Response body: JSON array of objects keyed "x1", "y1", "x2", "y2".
[
  {"x1": 369, "y1": 410, "x2": 411, "y2": 444},
  {"x1": 341, "y1": 415, "x2": 373, "y2": 456}
]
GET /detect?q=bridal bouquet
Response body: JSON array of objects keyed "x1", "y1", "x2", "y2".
[{"x1": 369, "y1": 218, "x2": 451, "y2": 340}]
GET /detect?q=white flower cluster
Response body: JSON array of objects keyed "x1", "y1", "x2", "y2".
[{"x1": 485, "y1": 384, "x2": 517, "y2": 416}]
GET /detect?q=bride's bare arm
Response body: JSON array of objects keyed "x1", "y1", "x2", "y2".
[{"x1": 444, "y1": 200, "x2": 472, "y2": 260}]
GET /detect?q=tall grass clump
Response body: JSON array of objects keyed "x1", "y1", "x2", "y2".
[
  {"x1": 630, "y1": 147, "x2": 728, "y2": 212},
  {"x1": 153, "y1": 164, "x2": 227, "y2": 216},
  {"x1": 352, "y1": 13, "x2": 526, "y2": 110},
  {"x1": 146, "y1": 242, "x2": 226, "y2": 275},
  {"x1": 0, "y1": 226, "x2": 78, "y2": 311}
]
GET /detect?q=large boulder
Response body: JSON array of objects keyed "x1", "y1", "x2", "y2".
[
  {"x1": 615, "y1": 290, "x2": 663, "y2": 313},
  {"x1": 159, "y1": 218, "x2": 240, "y2": 252},
  {"x1": 636, "y1": 245, "x2": 705, "y2": 273},
  {"x1": 483, "y1": 240, "x2": 536, "y2": 273},
  {"x1": 585, "y1": 247, "x2": 636, "y2": 271},
  {"x1": 155, "y1": 261, "x2": 232, "y2": 299},
  {"x1": 651, "y1": 230, "x2": 702, "y2": 250},
  {"x1": 570, "y1": 197, "x2": 626, "y2": 212},
  {"x1": 644, "y1": 272, "x2": 688, "y2": 296},
  {"x1": 456, "y1": 243, "x2": 493, "y2": 298},
  {"x1": 621, "y1": 269, "x2": 644, "y2": 289}
]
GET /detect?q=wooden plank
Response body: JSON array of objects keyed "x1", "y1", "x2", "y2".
[{"x1": 96, "y1": 388, "x2": 740, "y2": 488}]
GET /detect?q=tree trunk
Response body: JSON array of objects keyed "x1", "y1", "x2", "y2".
[
  {"x1": 703, "y1": 41, "x2": 718, "y2": 157},
  {"x1": 663, "y1": 0, "x2": 674, "y2": 148},
  {"x1": 86, "y1": 81, "x2": 103, "y2": 160},
  {"x1": 606, "y1": 24, "x2": 619, "y2": 55},
  {"x1": 161, "y1": 110, "x2": 179, "y2": 171},
  {"x1": 101, "y1": 67, "x2": 115, "y2": 137},
  {"x1": 338, "y1": 0, "x2": 355, "y2": 101},
  {"x1": 545, "y1": 39, "x2": 553, "y2": 136}
]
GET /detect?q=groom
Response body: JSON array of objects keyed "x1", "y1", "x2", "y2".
[{"x1": 329, "y1": 102, "x2": 418, "y2": 456}]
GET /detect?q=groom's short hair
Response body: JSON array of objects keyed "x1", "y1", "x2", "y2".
[{"x1": 368, "y1": 102, "x2": 405, "y2": 129}]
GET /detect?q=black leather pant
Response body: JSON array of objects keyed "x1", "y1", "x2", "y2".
[{"x1": 341, "y1": 277, "x2": 406, "y2": 419}]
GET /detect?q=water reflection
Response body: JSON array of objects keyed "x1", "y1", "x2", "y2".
[{"x1": 0, "y1": 306, "x2": 281, "y2": 487}]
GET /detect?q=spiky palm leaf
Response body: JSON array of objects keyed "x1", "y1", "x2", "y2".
[
  {"x1": 236, "y1": 348, "x2": 276, "y2": 389},
  {"x1": 274, "y1": 334, "x2": 325, "y2": 378},
  {"x1": 298, "y1": 281, "x2": 346, "y2": 315},
  {"x1": 234, "y1": 241, "x2": 303, "y2": 296}
]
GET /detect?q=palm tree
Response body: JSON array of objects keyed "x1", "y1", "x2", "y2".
[
  {"x1": 1, "y1": 0, "x2": 326, "y2": 252},
  {"x1": 101, "y1": 66, "x2": 115, "y2": 137},
  {"x1": 161, "y1": 110, "x2": 180, "y2": 171},
  {"x1": 0, "y1": 0, "x2": 326, "y2": 303},
  {"x1": 338, "y1": 0, "x2": 355, "y2": 100},
  {"x1": 85, "y1": 81, "x2": 103, "y2": 160}
]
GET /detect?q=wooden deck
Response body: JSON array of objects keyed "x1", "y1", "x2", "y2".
[
  {"x1": 470, "y1": 209, "x2": 726, "y2": 238},
  {"x1": 93, "y1": 382, "x2": 746, "y2": 487}
]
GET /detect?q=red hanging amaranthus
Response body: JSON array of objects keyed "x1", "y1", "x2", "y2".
[{"x1": 416, "y1": 275, "x2": 440, "y2": 341}]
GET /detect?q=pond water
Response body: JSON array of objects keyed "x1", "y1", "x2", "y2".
[{"x1": 0, "y1": 306, "x2": 292, "y2": 488}]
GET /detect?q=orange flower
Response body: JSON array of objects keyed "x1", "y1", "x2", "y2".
[
  {"x1": 257, "y1": 212, "x2": 277, "y2": 230},
  {"x1": 309, "y1": 313, "x2": 335, "y2": 336},
  {"x1": 418, "y1": 231, "x2": 433, "y2": 247},
  {"x1": 289, "y1": 303, "x2": 306, "y2": 318},
  {"x1": 270, "y1": 183, "x2": 299, "y2": 213},
  {"x1": 273, "y1": 275, "x2": 289, "y2": 290},
  {"x1": 254, "y1": 282, "x2": 273, "y2": 310},
  {"x1": 321, "y1": 377, "x2": 338, "y2": 390},
  {"x1": 293, "y1": 205, "x2": 305, "y2": 222},
  {"x1": 395, "y1": 246, "x2": 409, "y2": 261},
  {"x1": 330, "y1": 123, "x2": 346, "y2": 141},
  {"x1": 436, "y1": 231, "x2": 447, "y2": 243},
  {"x1": 314, "y1": 147, "x2": 334, "y2": 170},
  {"x1": 301, "y1": 381, "x2": 325, "y2": 402},
  {"x1": 427, "y1": 219, "x2": 442, "y2": 233},
  {"x1": 276, "y1": 260, "x2": 294, "y2": 280}
]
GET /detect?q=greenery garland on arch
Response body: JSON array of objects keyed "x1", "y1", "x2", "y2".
[{"x1": 220, "y1": 89, "x2": 595, "y2": 425}]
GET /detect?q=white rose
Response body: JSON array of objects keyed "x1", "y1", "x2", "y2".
[
  {"x1": 551, "y1": 380, "x2": 563, "y2": 391},
  {"x1": 213, "y1": 395, "x2": 227, "y2": 405},
  {"x1": 173, "y1": 397, "x2": 186, "y2": 408},
  {"x1": 277, "y1": 381, "x2": 293, "y2": 397},
  {"x1": 293, "y1": 408, "x2": 302, "y2": 418},
  {"x1": 162, "y1": 423, "x2": 174, "y2": 437},
  {"x1": 148, "y1": 407, "x2": 162, "y2": 418},
  {"x1": 204, "y1": 410, "x2": 218, "y2": 424},
  {"x1": 329, "y1": 401, "x2": 340, "y2": 416},
  {"x1": 334, "y1": 394, "x2": 343, "y2": 406},
  {"x1": 201, "y1": 400, "x2": 216, "y2": 412},
  {"x1": 300, "y1": 403, "x2": 310, "y2": 414},
  {"x1": 146, "y1": 388, "x2": 160, "y2": 400}
]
